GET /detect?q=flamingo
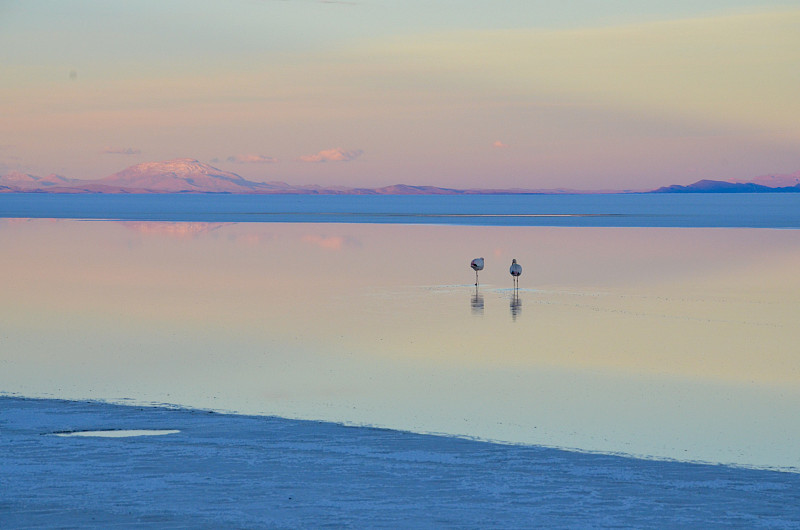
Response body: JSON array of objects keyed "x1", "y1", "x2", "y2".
[
  {"x1": 470, "y1": 257, "x2": 484, "y2": 286},
  {"x1": 510, "y1": 258, "x2": 522, "y2": 289}
]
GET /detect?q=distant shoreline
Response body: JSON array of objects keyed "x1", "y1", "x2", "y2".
[{"x1": 3, "y1": 181, "x2": 799, "y2": 195}]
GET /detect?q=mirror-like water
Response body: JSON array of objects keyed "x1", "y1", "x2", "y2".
[{"x1": 2, "y1": 219, "x2": 799, "y2": 470}]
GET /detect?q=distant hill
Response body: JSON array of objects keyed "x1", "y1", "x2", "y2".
[
  {"x1": 2, "y1": 159, "x2": 800, "y2": 195},
  {"x1": 654, "y1": 170, "x2": 800, "y2": 193},
  {"x1": 653, "y1": 179, "x2": 800, "y2": 193},
  {"x1": 1, "y1": 171, "x2": 72, "y2": 189}
]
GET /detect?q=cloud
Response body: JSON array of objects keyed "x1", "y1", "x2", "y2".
[
  {"x1": 492, "y1": 141, "x2": 508, "y2": 148},
  {"x1": 103, "y1": 147, "x2": 141, "y2": 155},
  {"x1": 299, "y1": 147, "x2": 363, "y2": 163},
  {"x1": 226, "y1": 154, "x2": 278, "y2": 164}
]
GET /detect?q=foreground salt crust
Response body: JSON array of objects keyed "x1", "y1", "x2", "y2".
[{"x1": 2, "y1": 396, "x2": 799, "y2": 528}]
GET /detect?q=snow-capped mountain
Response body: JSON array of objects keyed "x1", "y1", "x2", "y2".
[{"x1": 96, "y1": 158, "x2": 267, "y2": 193}]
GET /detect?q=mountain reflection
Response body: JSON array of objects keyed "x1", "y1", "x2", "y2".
[{"x1": 118, "y1": 221, "x2": 230, "y2": 238}]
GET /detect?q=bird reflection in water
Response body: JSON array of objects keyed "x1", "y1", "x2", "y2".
[
  {"x1": 471, "y1": 285, "x2": 484, "y2": 316},
  {"x1": 510, "y1": 290, "x2": 522, "y2": 321}
]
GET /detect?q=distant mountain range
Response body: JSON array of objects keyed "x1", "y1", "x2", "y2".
[{"x1": 2, "y1": 158, "x2": 799, "y2": 194}]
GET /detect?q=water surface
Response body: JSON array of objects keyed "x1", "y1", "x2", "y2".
[{"x1": 1, "y1": 219, "x2": 799, "y2": 470}]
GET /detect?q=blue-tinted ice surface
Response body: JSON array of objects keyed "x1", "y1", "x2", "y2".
[
  {"x1": 2, "y1": 397, "x2": 798, "y2": 528},
  {"x1": 2, "y1": 192, "x2": 800, "y2": 227}
]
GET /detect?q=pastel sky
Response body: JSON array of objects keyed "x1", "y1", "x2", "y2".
[{"x1": 1, "y1": 0, "x2": 799, "y2": 189}]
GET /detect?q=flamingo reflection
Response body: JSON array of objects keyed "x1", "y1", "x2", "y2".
[
  {"x1": 510, "y1": 289, "x2": 522, "y2": 321},
  {"x1": 471, "y1": 285, "x2": 484, "y2": 316}
]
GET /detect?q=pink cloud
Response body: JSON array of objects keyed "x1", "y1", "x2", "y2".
[
  {"x1": 492, "y1": 141, "x2": 508, "y2": 149},
  {"x1": 299, "y1": 148, "x2": 363, "y2": 163},
  {"x1": 103, "y1": 147, "x2": 141, "y2": 155},
  {"x1": 226, "y1": 154, "x2": 278, "y2": 164}
]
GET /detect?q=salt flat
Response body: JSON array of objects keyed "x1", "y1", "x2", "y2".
[
  {"x1": 2, "y1": 396, "x2": 799, "y2": 528},
  {"x1": 2, "y1": 218, "x2": 800, "y2": 526}
]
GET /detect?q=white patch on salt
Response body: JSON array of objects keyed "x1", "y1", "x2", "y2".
[{"x1": 54, "y1": 429, "x2": 180, "y2": 438}]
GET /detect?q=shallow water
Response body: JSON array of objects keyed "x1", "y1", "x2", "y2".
[{"x1": 1, "y1": 219, "x2": 799, "y2": 470}]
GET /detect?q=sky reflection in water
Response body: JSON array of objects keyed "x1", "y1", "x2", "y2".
[{"x1": 1, "y1": 219, "x2": 799, "y2": 471}]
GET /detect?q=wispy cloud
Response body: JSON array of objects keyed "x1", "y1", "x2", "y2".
[
  {"x1": 103, "y1": 147, "x2": 141, "y2": 155},
  {"x1": 299, "y1": 147, "x2": 363, "y2": 163},
  {"x1": 226, "y1": 154, "x2": 278, "y2": 164},
  {"x1": 492, "y1": 141, "x2": 508, "y2": 148},
  {"x1": 374, "y1": 10, "x2": 800, "y2": 139}
]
